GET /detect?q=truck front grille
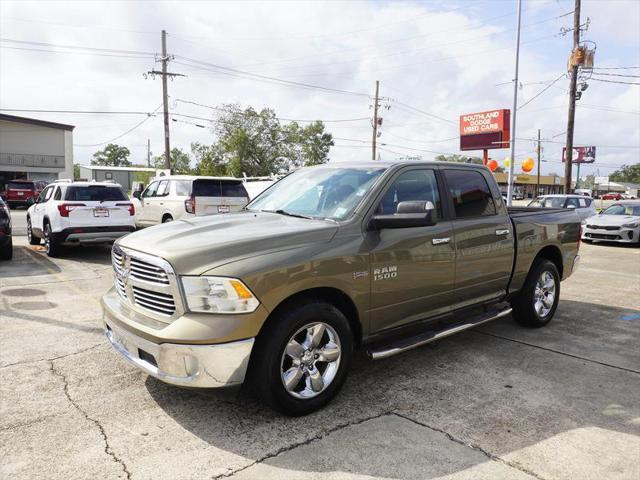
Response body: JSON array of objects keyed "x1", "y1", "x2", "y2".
[{"x1": 112, "y1": 245, "x2": 182, "y2": 321}]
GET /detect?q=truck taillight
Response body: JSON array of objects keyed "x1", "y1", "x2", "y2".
[
  {"x1": 57, "y1": 203, "x2": 85, "y2": 217},
  {"x1": 116, "y1": 203, "x2": 135, "y2": 216},
  {"x1": 185, "y1": 197, "x2": 195, "y2": 214}
]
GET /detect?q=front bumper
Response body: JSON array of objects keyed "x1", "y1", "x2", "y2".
[
  {"x1": 582, "y1": 226, "x2": 639, "y2": 243},
  {"x1": 103, "y1": 298, "x2": 255, "y2": 388}
]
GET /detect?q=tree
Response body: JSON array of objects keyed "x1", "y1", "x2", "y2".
[
  {"x1": 191, "y1": 142, "x2": 227, "y2": 176},
  {"x1": 284, "y1": 121, "x2": 333, "y2": 168},
  {"x1": 91, "y1": 144, "x2": 131, "y2": 167},
  {"x1": 153, "y1": 147, "x2": 193, "y2": 174},
  {"x1": 435, "y1": 154, "x2": 483, "y2": 164},
  {"x1": 73, "y1": 163, "x2": 81, "y2": 180},
  {"x1": 610, "y1": 163, "x2": 640, "y2": 184}
]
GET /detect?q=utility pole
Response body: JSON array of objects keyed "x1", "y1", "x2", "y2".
[
  {"x1": 536, "y1": 129, "x2": 541, "y2": 195},
  {"x1": 145, "y1": 30, "x2": 184, "y2": 174},
  {"x1": 564, "y1": 0, "x2": 581, "y2": 194},
  {"x1": 506, "y1": 0, "x2": 523, "y2": 206},
  {"x1": 372, "y1": 80, "x2": 380, "y2": 161},
  {"x1": 147, "y1": 138, "x2": 151, "y2": 168}
]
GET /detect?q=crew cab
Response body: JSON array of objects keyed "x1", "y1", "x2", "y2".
[
  {"x1": 27, "y1": 180, "x2": 136, "y2": 257},
  {"x1": 102, "y1": 161, "x2": 581, "y2": 415},
  {"x1": 133, "y1": 175, "x2": 249, "y2": 227}
]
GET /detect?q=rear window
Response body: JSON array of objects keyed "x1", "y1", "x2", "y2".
[
  {"x1": 192, "y1": 179, "x2": 248, "y2": 198},
  {"x1": 65, "y1": 186, "x2": 127, "y2": 201},
  {"x1": 8, "y1": 181, "x2": 34, "y2": 190},
  {"x1": 444, "y1": 169, "x2": 496, "y2": 218}
]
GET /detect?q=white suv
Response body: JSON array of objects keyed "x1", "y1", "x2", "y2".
[
  {"x1": 26, "y1": 180, "x2": 136, "y2": 257},
  {"x1": 133, "y1": 175, "x2": 250, "y2": 227}
]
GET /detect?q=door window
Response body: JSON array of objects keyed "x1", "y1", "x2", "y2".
[
  {"x1": 566, "y1": 198, "x2": 580, "y2": 208},
  {"x1": 39, "y1": 186, "x2": 54, "y2": 203},
  {"x1": 53, "y1": 187, "x2": 62, "y2": 200},
  {"x1": 142, "y1": 181, "x2": 158, "y2": 198},
  {"x1": 444, "y1": 170, "x2": 496, "y2": 218},
  {"x1": 376, "y1": 169, "x2": 441, "y2": 217},
  {"x1": 156, "y1": 180, "x2": 170, "y2": 197},
  {"x1": 174, "y1": 180, "x2": 192, "y2": 196}
]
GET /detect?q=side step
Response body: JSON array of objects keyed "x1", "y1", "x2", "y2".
[{"x1": 366, "y1": 306, "x2": 512, "y2": 360}]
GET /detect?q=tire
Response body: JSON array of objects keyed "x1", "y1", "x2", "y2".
[
  {"x1": 249, "y1": 300, "x2": 353, "y2": 416},
  {"x1": 0, "y1": 238, "x2": 12, "y2": 261},
  {"x1": 510, "y1": 259, "x2": 560, "y2": 328},
  {"x1": 162, "y1": 215, "x2": 173, "y2": 223},
  {"x1": 27, "y1": 217, "x2": 40, "y2": 245},
  {"x1": 43, "y1": 222, "x2": 61, "y2": 257}
]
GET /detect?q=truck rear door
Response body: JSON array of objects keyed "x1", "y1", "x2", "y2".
[
  {"x1": 192, "y1": 179, "x2": 249, "y2": 215},
  {"x1": 442, "y1": 168, "x2": 514, "y2": 309}
]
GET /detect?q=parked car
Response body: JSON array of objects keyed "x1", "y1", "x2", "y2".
[
  {"x1": 133, "y1": 175, "x2": 249, "y2": 227},
  {"x1": 0, "y1": 197, "x2": 12, "y2": 260},
  {"x1": 601, "y1": 192, "x2": 623, "y2": 201},
  {"x1": 5, "y1": 179, "x2": 39, "y2": 208},
  {"x1": 26, "y1": 180, "x2": 136, "y2": 257},
  {"x1": 102, "y1": 161, "x2": 581, "y2": 415},
  {"x1": 528, "y1": 194, "x2": 597, "y2": 221},
  {"x1": 582, "y1": 200, "x2": 640, "y2": 245}
]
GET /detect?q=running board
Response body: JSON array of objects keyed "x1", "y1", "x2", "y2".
[{"x1": 366, "y1": 306, "x2": 512, "y2": 360}]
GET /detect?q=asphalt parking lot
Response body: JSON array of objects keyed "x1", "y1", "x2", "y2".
[{"x1": 1, "y1": 211, "x2": 639, "y2": 480}]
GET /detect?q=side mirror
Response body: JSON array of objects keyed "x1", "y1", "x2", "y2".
[
  {"x1": 27, "y1": 197, "x2": 36, "y2": 206},
  {"x1": 132, "y1": 191, "x2": 141, "y2": 200},
  {"x1": 567, "y1": 204, "x2": 576, "y2": 209},
  {"x1": 369, "y1": 201, "x2": 437, "y2": 230}
]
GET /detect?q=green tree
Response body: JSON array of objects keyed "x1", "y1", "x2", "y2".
[
  {"x1": 191, "y1": 142, "x2": 227, "y2": 176},
  {"x1": 435, "y1": 154, "x2": 483, "y2": 164},
  {"x1": 610, "y1": 163, "x2": 640, "y2": 184},
  {"x1": 153, "y1": 147, "x2": 193, "y2": 174},
  {"x1": 73, "y1": 163, "x2": 81, "y2": 180},
  {"x1": 283, "y1": 121, "x2": 334, "y2": 168},
  {"x1": 91, "y1": 143, "x2": 131, "y2": 167}
]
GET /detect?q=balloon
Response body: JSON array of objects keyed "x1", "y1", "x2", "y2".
[
  {"x1": 504, "y1": 157, "x2": 511, "y2": 168},
  {"x1": 487, "y1": 159, "x2": 498, "y2": 172},
  {"x1": 522, "y1": 157, "x2": 535, "y2": 173}
]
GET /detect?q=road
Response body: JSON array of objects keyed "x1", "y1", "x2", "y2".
[{"x1": 1, "y1": 222, "x2": 639, "y2": 479}]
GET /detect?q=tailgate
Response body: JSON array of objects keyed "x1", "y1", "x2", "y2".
[
  {"x1": 67, "y1": 204, "x2": 132, "y2": 228},
  {"x1": 195, "y1": 196, "x2": 247, "y2": 216}
]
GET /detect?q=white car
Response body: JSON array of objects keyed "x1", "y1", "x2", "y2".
[
  {"x1": 26, "y1": 180, "x2": 136, "y2": 257},
  {"x1": 528, "y1": 194, "x2": 597, "y2": 221},
  {"x1": 582, "y1": 201, "x2": 640, "y2": 245},
  {"x1": 133, "y1": 175, "x2": 250, "y2": 227}
]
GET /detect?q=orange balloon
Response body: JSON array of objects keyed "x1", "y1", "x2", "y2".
[
  {"x1": 522, "y1": 157, "x2": 535, "y2": 173},
  {"x1": 487, "y1": 159, "x2": 498, "y2": 172}
]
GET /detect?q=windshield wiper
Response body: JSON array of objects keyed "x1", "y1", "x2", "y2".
[{"x1": 262, "y1": 209, "x2": 314, "y2": 220}]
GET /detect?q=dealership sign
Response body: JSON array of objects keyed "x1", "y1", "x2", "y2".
[
  {"x1": 459, "y1": 109, "x2": 510, "y2": 151},
  {"x1": 562, "y1": 146, "x2": 596, "y2": 164}
]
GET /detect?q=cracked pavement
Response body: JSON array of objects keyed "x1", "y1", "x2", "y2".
[{"x1": 1, "y1": 226, "x2": 639, "y2": 479}]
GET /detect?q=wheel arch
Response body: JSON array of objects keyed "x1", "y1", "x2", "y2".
[{"x1": 532, "y1": 244, "x2": 563, "y2": 278}]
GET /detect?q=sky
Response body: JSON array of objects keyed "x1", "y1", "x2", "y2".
[{"x1": 1, "y1": 0, "x2": 639, "y2": 180}]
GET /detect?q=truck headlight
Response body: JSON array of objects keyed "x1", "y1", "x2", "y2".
[
  {"x1": 622, "y1": 222, "x2": 639, "y2": 228},
  {"x1": 181, "y1": 276, "x2": 260, "y2": 313}
]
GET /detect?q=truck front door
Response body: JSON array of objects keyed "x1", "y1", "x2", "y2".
[
  {"x1": 367, "y1": 168, "x2": 456, "y2": 333},
  {"x1": 442, "y1": 168, "x2": 514, "y2": 309}
]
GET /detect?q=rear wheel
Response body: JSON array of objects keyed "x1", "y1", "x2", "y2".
[
  {"x1": 0, "y1": 237, "x2": 12, "y2": 261},
  {"x1": 27, "y1": 217, "x2": 40, "y2": 245},
  {"x1": 44, "y1": 222, "x2": 61, "y2": 257},
  {"x1": 162, "y1": 214, "x2": 173, "y2": 223},
  {"x1": 249, "y1": 301, "x2": 353, "y2": 416},
  {"x1": 511, "y1": 259, "x2": 560, "y2": 328}
]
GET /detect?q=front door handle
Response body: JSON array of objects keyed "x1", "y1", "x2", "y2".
[
  {"x1": 432, "y1": 237, "x2": 450, "y2": 245},
  {"x1": 496, "y1": 229, "x2": 510, "y2": 236}
]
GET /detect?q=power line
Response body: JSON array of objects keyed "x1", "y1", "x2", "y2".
[
  {"x1": 518, "y1": 73, "x2": 566, "y2": 110},
  {"x1": 0, "y1": 45, "x2": 154, "y2": 60},
  {"x1": 590, "y1": 77, "x2": 640, "y2": 86},
  {"x1": 390, "y1": 100, "x2": 455, "y2": 125},
  {"x1": 0, "y1": 108, "x2": 157, "y2": 115},
  {"x1": 0, "y1": 37, "x2": 155, "y2": 56},
  {"x1": 591, "y1": 72, "x2": 640, "y2": 78},
  {"x1": 592, "y1": 66, "x2": 640, "y2": 70},
  {"x1": 74, "y1": 105, "x2": 162, "y2": 147}
]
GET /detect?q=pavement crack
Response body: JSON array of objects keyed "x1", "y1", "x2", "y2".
[
  {"x1": 474, "y1": 331, "x2": 640, "y2": 375},
  {"x1": 0, "y1": 343, "x2": 104, "y2": 369},
  {"x1": 212, "y1": 410, "x2": 394, "y2": 479},
  {"x1": 48, "y1": 359, "x2": 132, "y2": 480},
  {"x1": 392, "y1": 412, "x2": 549, "y2": 480}
]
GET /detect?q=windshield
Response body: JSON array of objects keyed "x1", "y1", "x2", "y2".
[
  {"x1": 602, "y1": 204, "x2": 640, "y2": 216},
  {"x1": 65, "y1": 186, "x2": 127, "y2": 202},
  {"x1": 528, "y1": 197, "x2": 565, "y2": 208},
  {"x1": 247, "y1": 167, "x2": 386, "y2": 221}
]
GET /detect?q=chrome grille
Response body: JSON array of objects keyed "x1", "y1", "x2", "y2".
[{"x1": 111, "y1": 245, "x2": 182, "y2": 321}]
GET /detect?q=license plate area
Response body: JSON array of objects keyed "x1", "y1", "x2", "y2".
[
  {"x1": 94, "y1": 208, "x2": 109, "y2": 217},
  {"x1": 217, "y1": 205, "x2": 230, "y2": 213}
]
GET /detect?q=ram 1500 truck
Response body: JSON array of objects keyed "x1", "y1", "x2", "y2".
[{"x1": 102, "y1": 161, "x2": 581, "y2": 415}]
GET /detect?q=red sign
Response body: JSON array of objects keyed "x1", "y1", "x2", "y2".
[
  {"x1": 562, "y1": 146, "x2": 596, "y2": 164},
  {"x1": 459, "y1": 109, "x2": 510, "y2": 151}
]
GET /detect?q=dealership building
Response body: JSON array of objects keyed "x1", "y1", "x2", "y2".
[
  {"x1": 493, "y1": 172, "x2": 566, "y2": 197},
  {"x1": 0, "y1": 114, "x2": 74, "y2": 190}
]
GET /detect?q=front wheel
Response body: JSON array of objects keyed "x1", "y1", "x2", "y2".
[
  {"x1": 249, "y1": 301, "x2": 353, "y2": 416},
  {"x1": 27, "y1": 217, "x2": 40, "y2": 245},
  {"x1": 511, "y1": 259, "x2": 560, "y2": 328},
  {"x1": 44, "y1": 222, "x2": 61, "y2": 257}
]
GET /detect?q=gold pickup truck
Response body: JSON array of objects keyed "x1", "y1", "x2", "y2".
[{"x1": 102, "y1": 161, "x2": 581, "y2": 415}]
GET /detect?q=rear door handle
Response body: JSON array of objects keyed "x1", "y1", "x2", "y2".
[
  {"x1": 432, "y1": 237, "x2": 450, "y2": 245},
  {"x1": 496, "y1": 229, "x2": 510, "y2": 236}
]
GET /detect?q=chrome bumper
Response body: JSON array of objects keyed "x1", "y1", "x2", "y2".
[{"x1": 103, "y1": 317, "x2": 254, "y2": 388}]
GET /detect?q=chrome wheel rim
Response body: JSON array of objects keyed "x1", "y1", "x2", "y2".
[
  {"x1": 44, "y1": 226, "x2": 50, "y2": 253},
  {"x1": 280, "y1": 322, "x2": 341, "y2": 399},
  {"x1": 27, "y1": 219, "x2": 32, "y2": 242},
  {"x1": 534, "y1": 271, "x2": 556, "y2": 318}
]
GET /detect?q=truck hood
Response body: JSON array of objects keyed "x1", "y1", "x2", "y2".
[
  {"x1": 585, "y1": 214, "x2": 640, "y2": 226},
  {"x1": 117, "y1": 211, "x2": 338, "y2": 275}
]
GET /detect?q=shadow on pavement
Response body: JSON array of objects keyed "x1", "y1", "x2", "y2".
[
  {"x1": 0, "y1": 246, "x2": 61, "y2": 277},
  {"x1": 145, "y1": 299, "x2": 640, "y2": 479}
]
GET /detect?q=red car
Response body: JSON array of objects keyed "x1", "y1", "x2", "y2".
[
  {"x1": 5, "y1": 179, "x2": 46, "y2": 208},
  {"x1": 601, "y1": 192, "x2": 623, "y2": 201}
]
